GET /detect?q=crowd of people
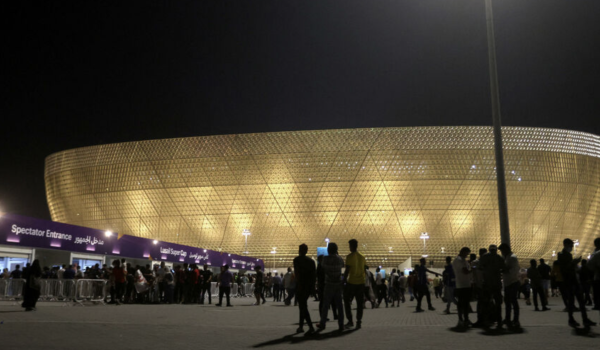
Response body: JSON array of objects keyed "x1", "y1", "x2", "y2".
[{"x1": 2, "y1": 237, "x2": 600, "y2": 334}]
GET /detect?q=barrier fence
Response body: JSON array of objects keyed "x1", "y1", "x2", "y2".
[
  {"x1": 1, "y1": 279, "x2": 258, "y2": 303},
  {"x1": 0, "y1": 279, "x2": 107, "y2": 303}
]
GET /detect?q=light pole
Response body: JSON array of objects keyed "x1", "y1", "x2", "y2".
[
  {"x1": 270, "y1": 247, "x2": 277, "y2": 272},
  {"x1": 485, "y1": 0, "x2": 511, "y2": 246},
  {"x1": 242, "y1": 229, "x2": 251, "y2": 255},
  {"x1": 420, "y1": 232, "x2": 429, "y2": 258}
]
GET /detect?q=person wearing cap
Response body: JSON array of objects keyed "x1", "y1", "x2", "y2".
[
  {"x1": 557, "y1": 238, "x2": 596, "y2": 328},
  {"x1": 478, "y1": 244, "x2": 506, "y2": 330},
  {"x1": 498, "y1": 243, "x2": 521, "y2": 329}
]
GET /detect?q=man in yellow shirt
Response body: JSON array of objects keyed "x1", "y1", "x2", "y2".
[{"x1": 343, "y1": 239, "x2": 366, "y2": 329}]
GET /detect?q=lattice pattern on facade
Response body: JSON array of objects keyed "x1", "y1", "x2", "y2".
[{"x1": 45, "y1": 127, "x2": 600, "y2": 267}]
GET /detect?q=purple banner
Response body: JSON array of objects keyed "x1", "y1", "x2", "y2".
[{"x1": 0, "y1": 214, "x2": 263, "y2": 269}]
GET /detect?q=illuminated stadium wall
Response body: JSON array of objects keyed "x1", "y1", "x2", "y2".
[{"x1": 45, "y1": 127, "x2": 600, "y2": 266}]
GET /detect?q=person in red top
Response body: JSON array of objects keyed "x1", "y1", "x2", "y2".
[{"x1": 112, "y1": 259, "x2": 126, "y2": 305}]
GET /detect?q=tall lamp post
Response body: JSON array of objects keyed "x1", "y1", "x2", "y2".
[
  {"x1": 485, "y1": 0, "x2": 511, "y2": 246},
  {"x1": 242, "y1": 229, "x2": 251, "y2": 255},
  {"x1": 420, "y1": 232, "x2": 429, "y2": 258}
]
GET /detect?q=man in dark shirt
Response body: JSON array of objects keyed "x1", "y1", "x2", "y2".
[
  {"x1": 413, "y1": 257, "x2": 440, "y2": 312},
  {"x1": 253, "y1": 265, "x2": 264, "y2": 306},
  {"x1": 10, "y1": 265, "x2": 22, "y2": 279},
  {"x1": 200, "y1": 264, "x2": 213, "y2": 304},
  {"x1": 216, "y1": 264, "x2": 233, "y2": 307},
  {"x1": 557, "y1": 238, "x2": 596, "y2": 327},
  {"x1": 63, "y1": 265, "x2": 76, "y2": 279},
  {"x1": 478, "y1": 244, "x2": 506, "y2": 330},
  {"x1": 293, "y1": 244, "x2": 316, "y2": 335},
  {"x1": 537, "y1": 258, "x2": 551, "y2": 299}
]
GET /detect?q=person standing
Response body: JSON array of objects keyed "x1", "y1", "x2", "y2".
[
  {"x1": 293, "y1": 244, "x2": 316, "y2": 335},
  {"x1": 216, "y1": 265, "x2": 233, "y2": 307},
  {"x1": 253, "y1": 265, "x2": 264, "y2": 306},
  {"x1": 111, "y1": 259, "x2": 126, "y2": 305},
  {"x1": 432, "y1": 275, "x2": 442, "y2": 299},
  {"x1": 443, "y1": 256, "x2": 457, "y2": 314},
  {"x1": 398, "y1": 271, "x2": 407, "y2": 303},
  {"x1": 21, "y1": 259, "x2": 42, "y2": 311},
  {"x1": 317, "y1": 242, "x2": 345, "y2": 332},
  {"x1": 10, "y1": 265, "x2": 22, "y2": 279},
  {"x1": 478, "y1": 244, "x2": 506, "y2": 330},
  {"x1": 498, "y1": 243, "x2": 521, "y2": 329},
  {"x1": 200, "y1": 264, "x2": 213, "y2": 304},
  {"x1": 470, "y1": 248, "x2": 486, "y2": 327},
  {"x1": 537, "y1": 258, "x2": 551, "y2": 300},
  {"x1": 579, "y1": 260, "x2": 593, "y2": 306},
  {"x1": 272, "y1": 272, "x2": 282, "y2": 302},
  {"x1": 557, "y1": 238, "x2": 596, "y2": 327},
  {"x1": 343, "y1": 239, "x2": 366, "y2": 329},
  {"x1": 375, "y1": 267, "x2": 388, "y2": 308},
  {"x1": 527, "y1": 259, "x2": 550, "y2": 311},
  {"x1": 283, "y1": 267, "x2": 295, "y2": 305},
  {"x1": 452, "y1": 247, "x2": 473, "y2": 329},
  {"x1": 587, "y1": 237, "x2": 600, "y2": 310},
  {"x1": 414, "y1": 257, "x2": 441, "y2": 312}
]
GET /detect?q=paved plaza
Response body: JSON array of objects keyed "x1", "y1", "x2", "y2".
[{"x1": 0, "y1": 295, "x2": 599, "y2": 350}]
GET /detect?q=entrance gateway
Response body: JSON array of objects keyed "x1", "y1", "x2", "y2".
[{"x1": 0, "y1": 214, "x2": 264, "y2": 271}]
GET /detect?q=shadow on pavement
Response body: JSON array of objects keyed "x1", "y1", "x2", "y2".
[
  {"x1": 479, "y1": 327, "x2": 526, "y2": 336},
  {"x1": 253, "y1": 328, "x2": 358, "y2": 347},
  {"x1": 572, "y1": 327, "x2": 598, "y2": 338}
]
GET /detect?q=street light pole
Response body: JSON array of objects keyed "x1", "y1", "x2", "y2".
[{"x1": 485, "y1": 0, "x2": 511, "y2": 246}]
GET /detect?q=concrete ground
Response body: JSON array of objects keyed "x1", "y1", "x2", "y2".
[{"x1": 0, "y1": 295, "x2": 598, "y2": 350}]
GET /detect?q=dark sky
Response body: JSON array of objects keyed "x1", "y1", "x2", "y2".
[{"x1": 2, "y1": 0, "x2": 599, "y2": 220}]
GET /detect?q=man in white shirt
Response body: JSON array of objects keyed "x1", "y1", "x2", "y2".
[
  {"x1": 452, "y1": 247, "x2": 472, "y2": 329},
  {"x1": 57, "y1": 265, "x2": 65, "y2": 279},
  {"x1": 389, "y1": 269, "x2": 400, "y2": 307},
  {"x1": 499, "y1": 243, "x2": 521, "y2": 329}
]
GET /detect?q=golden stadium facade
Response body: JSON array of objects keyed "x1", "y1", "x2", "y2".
[{"x1": 44, "y1": 127, "x2": 600, "y2": 267}]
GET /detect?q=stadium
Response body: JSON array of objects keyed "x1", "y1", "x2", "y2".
[{"x1": 44, "y1": 126, "x2": 600, "y2": 267}]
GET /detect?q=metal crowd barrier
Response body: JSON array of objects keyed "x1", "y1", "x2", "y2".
[
  {"x1": 231, "y1": 283, "x2": 238, "y2": 297},
  {"x1": 0, "y1": 279, "x2": 25, "y2": 300},
  {"x1": 75, "y1": 279, "x2": 107, "y2": 303},
  {"x1": 210, "y1": 282, "x2": 218, "y2": 296},
  {"x1": 244, "y1": 283, "x2": 254, "y2": 296},
  {"x1": 39, "y1": 280, "x2": 77, "y2": 301}
]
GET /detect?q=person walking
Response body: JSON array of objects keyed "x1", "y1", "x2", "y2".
[
  {"x1": 215, "y1": 264, "x2": 233, "y2": 307},
  {"x1": 363, "y1": 266, "x2": 377, "y2": 309},
  {"x1": 537, "y1": 258, "x2": 552, "y2": 300},
  {"x1": 343, "y1": 239, "x2": 366, "y2": 329},
  {"x1": 528, "y1": 259, "x2": 550, "y2": 311},
  {"x1": 293, "y1": 244, "x2": 317, "y2": 335},
  {"x1": 317, "y1": 242, "x2": 345, "y2": 332},
  {"x1": 414, "y1": 257, "x2": 440, "y2": 312},
  {"x1": 498, "y1": 243, "x2": 521, "y2": 329},
  {"x1": 375, "y1": 267, "x2": 388, "y2": 308},
  {"x1": 557, "y1": 238, "x2": 596, "y2": 328},
  {"x1": 452, "y1": 247, "x2": 473, "y2": 329},
  {"x1": 478, "y1": 244, "x2": 506, "y2": 330},
  {"x1": 22, "y1": 259, "x2": 42, "y2": 311}
]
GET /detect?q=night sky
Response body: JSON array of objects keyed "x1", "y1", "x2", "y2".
[{"x1": 2, "y1": 0, "x2": 599, "y2": 220}]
